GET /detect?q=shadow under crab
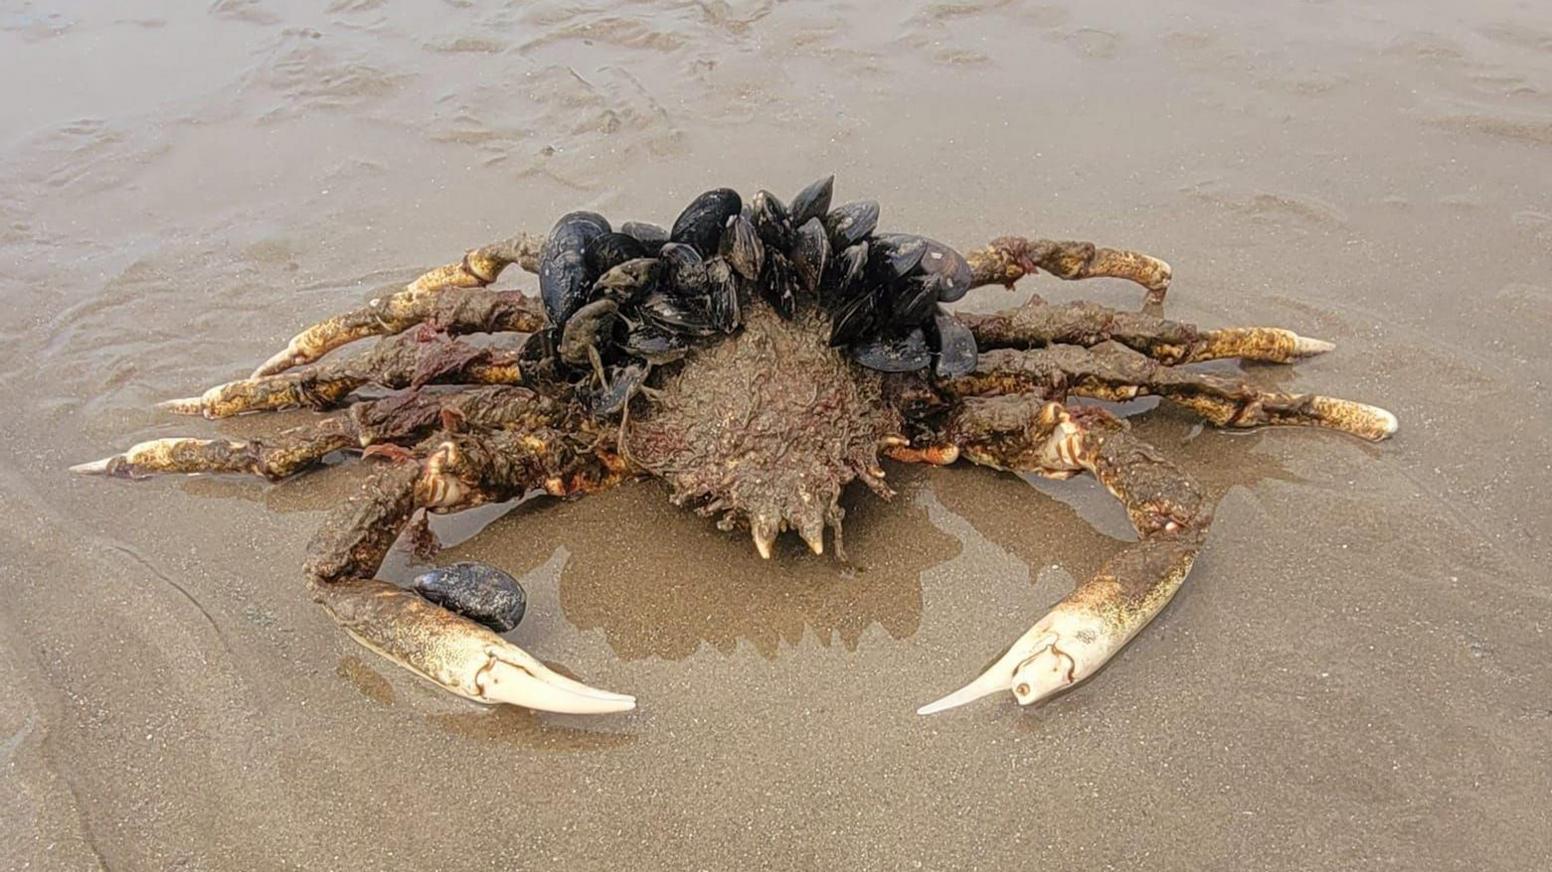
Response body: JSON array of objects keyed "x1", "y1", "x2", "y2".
[{"x1": 75, "y1": 176, "x2": 1398, "y2": 718}]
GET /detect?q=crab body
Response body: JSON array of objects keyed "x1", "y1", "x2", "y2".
[{"x1": 76, "y1": 178, "x2": 1399, "y2": 719}]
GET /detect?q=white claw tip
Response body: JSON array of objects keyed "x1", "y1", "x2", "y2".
[
  {"x1": 753, "y1": 535, "x2": 773, "y2": 560},
  {"x1": 69, "y1": 458, "x2": 112, "y2": 475},
  {"x1": 1293, "y1": 335, "x2": 1337, "y2": 357}
]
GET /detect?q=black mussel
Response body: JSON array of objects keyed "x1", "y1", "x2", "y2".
[
  {"x1": 789, "y1": 174, "x2": 834, "y2": 227},
  {"x1": 825, "y1": 240, "x2": 869, "y2": 301},
  {"x1": 719, "y1": 214, "x2": 765, "y2": 282},
  {"x1": 518, "y1": 325, "x2": 560, "y2": 364},
  {"x1": 414, "y1": 562, "x2": 527, "y2": 633},
  {"x1": 759, "y1": 252, "x2": 799, "y2": 319},
  {"x1": 790, "y1": 217, "x2": 830, "y2": 294},
  {"x1": 584, "y1": 232, "x2": 646, "y2": 278},
  {"x1": 823, "y1": 200, "x2": 879, "y2": 249},
  {"x1": 591, "y1": 361, "x2": 651, "y2": 417},
  {"x1": 623, "y1": 321, "x2": 689, "y2": 364},
  {"x1": 868, "y1": 234, "x2": 928, "y2": 284},
  {"x1": 539, "y1": 211, "x2": 611, "y2": 324},
  {"x1": 621, "y1": 220, "x2": 670, "y2": 248},
  {"x1": 890, "y1": 273, "x2": 943, "y2": 327},
  {"x1": 930, "y1": 308, "x2": 978, "y2": 378},
  {"x1": 558, "y1": 299, "x2": 621, "y2": 368},
  {"x1": 850, "y1": 327, "x2": 932, "y2": 373},
  {"x1": 828, "y1": 286, "x2": 878, "y2": 346},
  {"x1": 640, "y1": 291, "x2": 718, "y2": 336},
  {"x1": 704, "y1": 256, "x2": 742, "y2": 333},
  {"x1": 750, "y1": 189, "x2": 793, "y2": 250},
  {"x1": 593, "y1": 257, "x2": 660, "y2": 303},
  {"x1": 918, "y1": 237, "x2": 974, "y2": 302},
  {"x1": 658, "y1": 242, "x2": 708, "y2": 296},
  {"x1": 670, "y1": 188, "x2": 742, "y2": 256}
]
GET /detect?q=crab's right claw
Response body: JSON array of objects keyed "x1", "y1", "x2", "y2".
[
  {"x1": 318, "y1": 578, "x2": 634, "y2": 715},
  {"x1": 917, "y1": 606, "x2": 1120, "y2": 715}
]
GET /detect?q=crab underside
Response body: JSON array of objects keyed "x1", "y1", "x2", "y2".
[{"x1": 76, "y1": 179, "x2": 1398, "y2": 718}]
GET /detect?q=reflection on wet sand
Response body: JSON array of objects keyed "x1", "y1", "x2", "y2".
[{"x1": 432, "y1": 466, "x2": 958, "y2": 662}]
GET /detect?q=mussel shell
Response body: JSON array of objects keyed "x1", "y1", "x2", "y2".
[
  {"x1": 704, "y1": 256, "x2": 742, "y2": 333},
  {"x1": 621, "y1": 220, "x2": 670, "y2": 248},
  {"x1": 890, "y1": 273, "x2": 943, "y2": 327},
  {"x1": 788, "y1": 174, "x2": 834, "y2": 227},
  {"x1": 658, "y1": 242, "x2": 708, "y2": 296},
  {"x1": 849, "y1": 327, "x2": 932, "y2": 373},
  {"x1": 918, "y1": 237, "x2": 974, "y2": 302},
  {"x1": 750, "y1": 189, "x2": 794, "y2": 250},
  {"x1": 622, "y1": 321, "x2": 689, "y2": 364},
  {"x1": 591, "y1": 361, "x2": 651, "y2": 417},
  {"x1": 539, "y1": 210, "x2": 611, "y2": 324},
  {"x1": 593, "y1": 257, "x2": 660, "y2": 303},
  {"x1": 719, "y1": 214, "x2": 765, "y2": 282},
  {"x1": 790, "y1": 217, "x2": 831, "y2": 294},
  {"x1": 640, "y1": 291, "x2": 718, "y2": 336},
  {"x1": 759, "y1": 251, "x2": 798, "y2": 319},
  {"x1": 824, "y1": 240, "x2": 869, "y2": 302},
  {"x1": 584, "y1": 232, "x2": 647, "y2": 278},
  {"x1": 670, "y1": 188, "x2": 743, "y2": 256},
  {"x1": 868, "y1": 233, "x2": 928, "y2": 284},
  {"x1": 822, "y1": 200, "x2": 879, "y2": 249},
  {"x1": 930, "y1": 308, "x2": 978, "y2": 378},
  {"x1": 518, "y1": 325, "x2": 559, "y2": 364},
  {"x1": 557, "y1": 298, "x2": 621, "y2": 367},
  {"x1": 414, "y1": 562, "x2": 527, "y2": 633},
  {"x1": 828, "y1": 286, "x2": 878, "y2": 346}
]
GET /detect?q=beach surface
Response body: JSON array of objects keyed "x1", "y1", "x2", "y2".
[{"x1": 2, "y1": 1, "x2": 1550, "y2": 869}]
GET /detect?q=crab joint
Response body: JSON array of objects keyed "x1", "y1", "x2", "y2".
[{"x1": 417, "y1": 442, "x2": 471, "y2": 508}]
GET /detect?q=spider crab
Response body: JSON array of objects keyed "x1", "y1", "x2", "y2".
[{"x1": 75, "y1": 177, "x2": 1397, "y2": 717}]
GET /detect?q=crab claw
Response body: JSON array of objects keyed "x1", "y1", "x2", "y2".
[
  {"x1": 318, "y1": 578, "x2": 634, "y2": 715},
  {"x1": 917, "y1": 605, "x2": 1118, "y2": 715}
]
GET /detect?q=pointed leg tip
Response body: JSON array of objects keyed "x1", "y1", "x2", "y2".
[
  {"x1": 1293, "y1": 335, "x2": 1337, "y2": 357},
  {"x1": 1372, "y1": 406, "x2": 1399, "y2": 439},
  {"x1": 69, "y1": 458, "x2": 112, "y2": 475}
]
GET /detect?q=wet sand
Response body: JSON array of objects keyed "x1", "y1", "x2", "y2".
[{"x1": 3, "y1": 1, "x2": 1551, "y2": 869}]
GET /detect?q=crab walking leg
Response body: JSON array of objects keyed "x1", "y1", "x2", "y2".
[
  {"x1": 254, "y1": 235, "x2": 545, "y2": 377},
  {"x1": 163, "y1": 332, "x2": 523, "y2": 419},
  {"x1": 73, "y1": 386, "x2": 566, "y2": 480},
  {"x1": 958, "y1": 301, "x2": 1335, "y2": 365},
  {"x1": 70, "y1": 420, "x2": 356, "y2": 480},
  {"x1": 912, "y1": 399, "x2": 1211, "y2": 714},
  {"x1": 950, "y1": 343, "x2": 1399, "y2": 441},
  {"x1": 965, "y1": 236, "x2": 1173, "y2": 302},
  {"x1": 303, "y1": 430, "x2": 634, "y2": 713}
]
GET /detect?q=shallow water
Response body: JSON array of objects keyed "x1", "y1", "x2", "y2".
[{"x1": 2, "y1": 1, "x2": 1551, "y2": 869}]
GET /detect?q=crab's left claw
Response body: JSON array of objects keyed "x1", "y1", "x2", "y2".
[
  {"x1": 917, "y1": 606, "x2": 1122, "y2": 715},
  {"x1": 318, "y1": 578, "x2": 635, "y2": 715}
]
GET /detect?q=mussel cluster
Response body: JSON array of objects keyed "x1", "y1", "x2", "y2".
[{"x1": 534, "y1": 175, "x2": 977, "y2": 408}]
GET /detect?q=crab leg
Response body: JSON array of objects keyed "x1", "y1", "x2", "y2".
[
  {"x1": 958, "y1": 301, "x2": 1335, "y2": 365},
  {"x1": 254, "y1": 235, "x2": 544, "y2": 377},
  {"x1": 965, "y1": 236, "x2": 1173, "y2": 303},
  {"x1": 903, "y1": 399, "x2": 1211, "y2": 714},
  {"x1": 305, "y1": 428, "x2": 633, "y2": 713},
  {"x1": 70, "y1": 421, "x2": 356, "y2": 480},
  {"x1": 162, "y1": 332, "x2": 523, "y2": 419},
  {"x1": 949, "y1": 343, "x2": 1398, "y2": 441},
  {"x1": 71, "y1": 386, "x2": 565, "y2": 480}
]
